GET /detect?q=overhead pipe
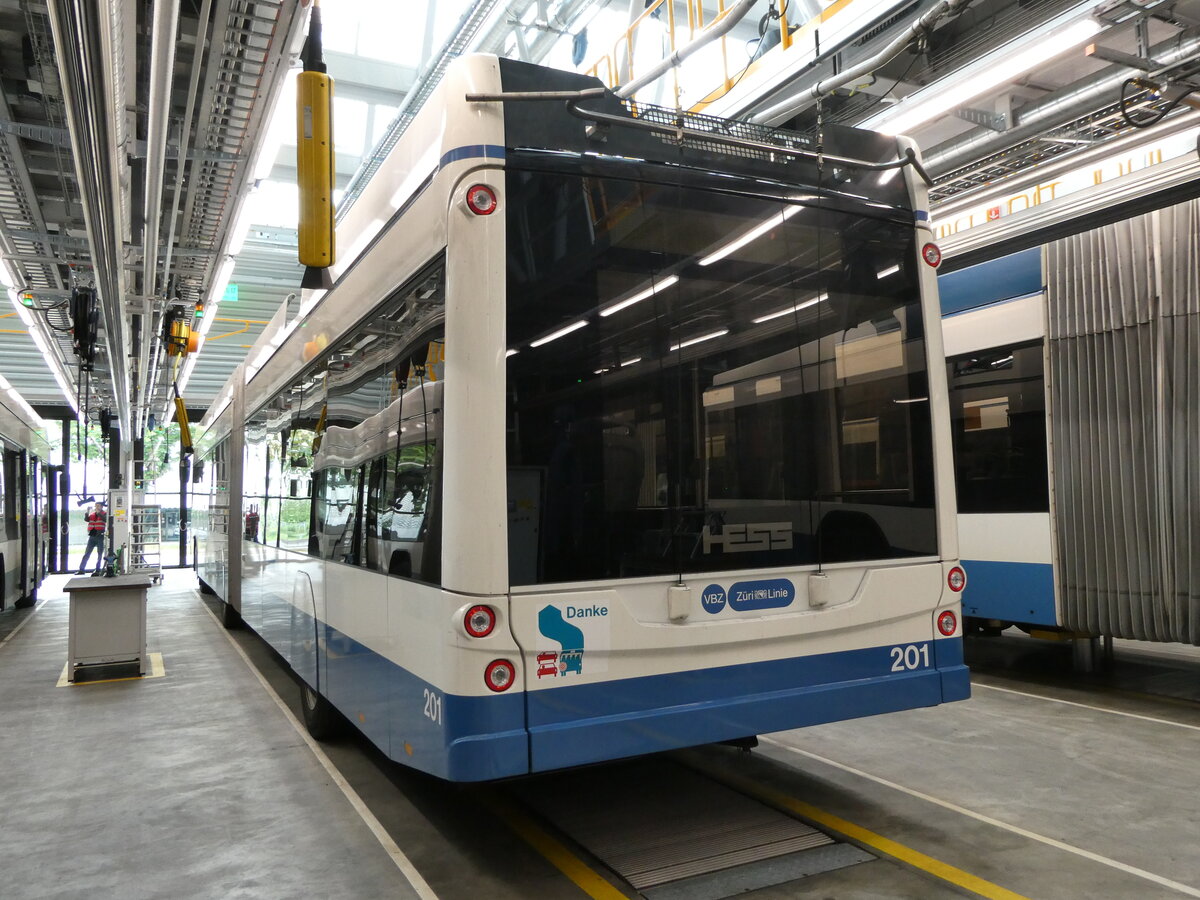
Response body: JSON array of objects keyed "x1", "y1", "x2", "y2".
[
  {"x1": 46, "y1": 0, "x2": 131, "y2": 436},
  {"x1": 138, "y1": 0, "x2": 180, "y2": 435},
  {"x1": 146, "y1": 0, "x2": 212, "y2": 425},
  {"x1": 750, "y1": 0, "x2": 971, "y2": 124},
  {"x1": 614, "y1": 0, "x2": 759, "y2": 100},
  {"x1": 924, "y1": 29, "x2": 1200, "y2": 177}
]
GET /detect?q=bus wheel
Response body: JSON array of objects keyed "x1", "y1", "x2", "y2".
[
  {"x1": 220, "y1": 601, "x2": 242, "y2": 629},
  {"x1": 301, "y1": 683, "x2": 340, "y2": 740},
  {"x1": 198, "y1": 577, "x2": 216, "y2": 596}
]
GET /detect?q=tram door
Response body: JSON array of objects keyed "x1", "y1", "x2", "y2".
[{"x1": 46, "y1": 464, "x2": 64, "y2": 573}]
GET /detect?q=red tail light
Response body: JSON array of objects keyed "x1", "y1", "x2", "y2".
[
  {"x1": 484, "y1": 659, "x2": 515, "y2": 692},
  {"x1": 464, "y1": 605, "x2": 496, "y2": 638},
  {"x1": 922, "y1": 242, "x2": 942, "y2": 268},
  {"x1": 465, "y1": 184, "x2": 497, "y2": 215},
  {"x1": 937, "y1": 609, "x2": 958, "y2": 636},
  {"x1": 947, "y1": 566, "x2": 966, "y2": 592}
]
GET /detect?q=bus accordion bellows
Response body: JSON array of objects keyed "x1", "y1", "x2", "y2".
[{"x1": 194, "y1": 55, "x2": 969, "y2": 782}]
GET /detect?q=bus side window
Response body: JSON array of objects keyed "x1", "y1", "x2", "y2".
[
  {"x1": 315, "y1": 467, "x2": 360, "y2": 561},
  {"x1": 947, "y1": 341, "x2": 1049, "y2": 513},
  {"x1": 3, "y1": 448, "x2": 17, "y2": 540},
  {"x1": 310, "y1": 469, "x2": 327, "y2": 557},
  {"x1": 379, "y1": 446, "x2": 434, "y2": 581},
  {"x1": 364, "y1": 458, "x2": 384, "y2": 569}
]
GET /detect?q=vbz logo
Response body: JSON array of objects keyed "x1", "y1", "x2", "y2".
[{"x1": 702, "y1": 522, "x2": 793, "y2": 554}]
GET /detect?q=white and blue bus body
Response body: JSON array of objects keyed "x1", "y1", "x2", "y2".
[{"x1": 197, "y1": 55, "x2": 969, "y2": 782}]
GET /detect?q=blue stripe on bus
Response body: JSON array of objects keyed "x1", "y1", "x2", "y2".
[
  {"x1": 439, "y1": 144, "x2": 506, "y2": 167},
  {"x1": 524, "y1": 642, "x2": 970, "y2": 772},
  {"x1": 960, "y1": 559, "x2": 1057, "y2": 626},
  {"x1": 938, "y1": 246, "x2": 1043, "y2": 315},
  {"x1": 256, "y1": 586, "x2": 968, "y2": 780}
]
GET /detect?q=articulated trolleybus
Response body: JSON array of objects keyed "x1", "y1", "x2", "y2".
[{"x1": 196, "y1": 56, "x2": 969, "y2": 781}]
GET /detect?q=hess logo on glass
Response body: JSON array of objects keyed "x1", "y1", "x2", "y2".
[{"x1": 701, "y1": 522, "x2": 792, "y2": 554}]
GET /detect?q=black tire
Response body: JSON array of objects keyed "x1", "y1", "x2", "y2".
[
  {"x1": 198, "y1": 577, "x2": 216, "y2": 595},
  {"x1": 301, "y1": 682, "x2": 341, "y2": 740},
  {"x1": 220, "y1": 600, "x2": 242, "y2": 629}
]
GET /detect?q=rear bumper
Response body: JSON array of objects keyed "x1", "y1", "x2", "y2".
[{"x1": 526, "y1": 641, "x2": 971, "y2": 772}]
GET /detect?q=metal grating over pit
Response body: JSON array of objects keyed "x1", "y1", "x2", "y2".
[{"x1": 512, "y1": 757, "x2": 869, "y2": 894}]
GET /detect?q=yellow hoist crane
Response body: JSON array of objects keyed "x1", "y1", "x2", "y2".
[{"x1": 297, "y1": 0, "x2": 335, "y2": 273}]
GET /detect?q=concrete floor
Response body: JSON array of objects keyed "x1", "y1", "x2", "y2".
[
  {"x1": 3, "y1": 572, "x2": 1198, "y2": 899},
  {"x1": 0, "y1": 572, "x2": 423, "y2": 900}
]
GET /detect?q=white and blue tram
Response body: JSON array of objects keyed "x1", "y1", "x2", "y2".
[
  {"x1": 940, "y1": 200, "x2": 1199, "y2": 645},
  {"x1": 0, "y1": 395, "x2": 49, "y2": 610},
  {"x1": 196, "y1": 55, "x2": 970, "y2": 782}
]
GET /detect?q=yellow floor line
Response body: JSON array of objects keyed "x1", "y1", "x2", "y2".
[
  {"x1": 688, "y1": 758, "x2": 1031, "y2": 900},
  {"x1": 478, "y1": 789, "x2": 629, "y2": 900},
  {"x1": 58, "y1": 652, "x2": 166, "y2": 687}
]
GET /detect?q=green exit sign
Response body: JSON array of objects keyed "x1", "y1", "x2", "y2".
[{"x1": 222, "y1": 283, "x2": 239, "y2": 303}]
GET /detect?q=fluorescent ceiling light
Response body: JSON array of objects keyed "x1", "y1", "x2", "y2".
[
  {"x1": 28, "y1": 328, "x2": 49, "y2": 358},
  {"x1": 893, "y1": 397, "x2": 929, "y2": 404},
  {"x1": 8, "y1": 289, "x2": 33, "y2": 326},
  {"x1": 599, "y1": 274, "x2": 679, "y2": 317},
  {"x1": 207, "y1": 257, "x2": 236, "y2": 305},
  {"x1": 198, "y1": 301, "x2": 220, "y2": 336},
  {"x1": 752, "y1": 294, "x2": 826, "y2": 324},
  {"x1": 620, "y1": 357, "x2": 641, "y2": 367},
  {"x1": 50, "y1": 365, "x2": 77, "y2": 413},
  {"x1": 699, "y1": 205, "x2": 802, "y2": 266},
  {"x1": 505, "y1": 349, "x2": 518, "y2": 358},
  {"x1": 872, "y1": 18, "x2": 1103, "y2": 136},
  {"x1": 670, "y1": 328, "x2": 729, "y2": 352},
  {"x1": 226, "y1": 204, "x2": 255, "y2": 255},
  {"x1": 177, "y1": 354, "x2": 198, "y2": 394},
  {"x1": 529, "y1": 319, "x2": 588, "y2": 348},
  {"x1": 877, "y1": 265, "x2": 901, "y2": 279}
]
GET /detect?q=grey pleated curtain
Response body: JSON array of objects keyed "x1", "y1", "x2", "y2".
[{"x1": 1046, "y1": 201, "x2": 1200, "y2": 644}]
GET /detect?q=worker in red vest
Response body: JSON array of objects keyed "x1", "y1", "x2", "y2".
[{"x1": 77, "y1": 501, "x2": 107, "y2": 574}]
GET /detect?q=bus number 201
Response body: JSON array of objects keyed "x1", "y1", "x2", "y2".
[
  {"x1": 890, "y1": 644, "x2": 930, "y2": 672},
  {"x1": 423, "y1": 689, "x2": 442, "y2": 725}
]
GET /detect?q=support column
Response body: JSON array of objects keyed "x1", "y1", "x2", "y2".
[
  {"x1": 58, "y1": 417, "x2": 70, "y2": 572},
  {"x1": 178, "y1": 454, "x2": 191, "y2": 567}
]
